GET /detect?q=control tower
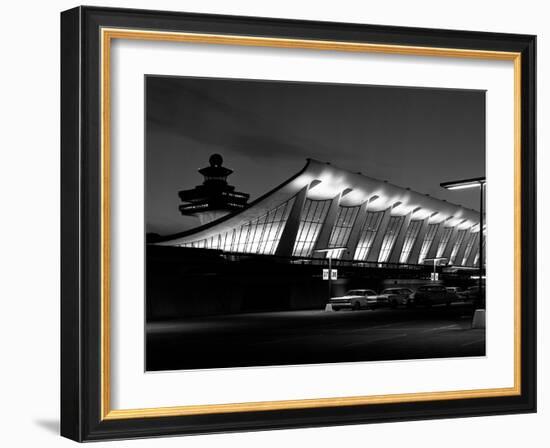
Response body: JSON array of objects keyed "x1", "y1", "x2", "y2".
[{"x1": 178, "y1": 154, "x2": 250, "y2": 225}]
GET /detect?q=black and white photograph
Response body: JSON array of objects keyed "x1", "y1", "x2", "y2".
[
  {"x1": 53, "y1": 3, "x2": 537, "y2": 443},
  {"x1": 145, "y1": 76, "x2": 487, "y2": 371},
  {"x1": 0, "y1": 0, "x2": 543, "y2": 443}
]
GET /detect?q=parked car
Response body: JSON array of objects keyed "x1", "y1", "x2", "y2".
[
  {"x1": 329, "y1": 289, "x2": 379, "y2": 311},
  {"x1": 445, "y1": 286, "x2": 467, "y2": 300},
  {"x1": 378, "y1": 287, "x2": 414, "y2": 308},
  {"x1": 410, "y1": 285, "x2": 458, "y2": 307}
]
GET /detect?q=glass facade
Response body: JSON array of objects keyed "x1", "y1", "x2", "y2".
[
  {"x1": 180, "y1": 196, "x2": 295, "y2": 255},
  {"x1": 325, "y1": 205, "x2": 360, "y2": 258},
  {"x1": 399, "y1": 219, "x2": 423, "y2": 263},
  {"x1": 353, "y1": 211, "x2": 384, "y2": 261},
  {"x1": 378, "y1": 215, "x2": 405, "y2": 263},
  {"x1": 292, "y1": 199, "x2": 332, "y2": 257},
  {"x1": 418, "y1": 223, "x2": 439, "y2": 264},
  {"x1": 461, "y1": 232, "x2": 477, "y2": 266},
  {"x1": 449, "y1": 228, "x2": 467, "y2": 264},
  {"x1": 436, "y1": 226, "x2": 453, "y2": 258},
  {"x1": 176, "y1": 184, "x2": 481, "y2": 268}
]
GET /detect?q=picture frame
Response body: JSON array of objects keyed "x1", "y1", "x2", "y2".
[{"x1": 60, "y1": 6, "x2": 536, "y2": 442}]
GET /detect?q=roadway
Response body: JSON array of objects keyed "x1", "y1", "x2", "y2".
[{"x1": 146, "y1": 304, "x2": 485, "y2": 371}]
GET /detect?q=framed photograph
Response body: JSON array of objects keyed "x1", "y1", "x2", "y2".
[{"x1": 60, "y1": 6, "x2": 536, "y2": 441}]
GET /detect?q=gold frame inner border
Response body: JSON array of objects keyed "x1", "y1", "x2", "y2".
[{"x1": 100, "y1": 27, "x2": 522, "y2": 421}]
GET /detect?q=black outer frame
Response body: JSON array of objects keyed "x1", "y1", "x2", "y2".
[{"x1": 60, "y1": 6, "x2": 536, "y2": 442}]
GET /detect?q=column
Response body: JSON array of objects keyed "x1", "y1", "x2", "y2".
[{"x1": 274, "y1": 185, "x2": 308, "y2": 257}]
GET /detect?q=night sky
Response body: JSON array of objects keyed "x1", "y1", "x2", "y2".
[{"x1": 146, "y1": 76, "x2": 485, "y2": 235}]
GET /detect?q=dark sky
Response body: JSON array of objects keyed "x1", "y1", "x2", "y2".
[{"x1": 146, "y1": 76, "x2": 485, "y2": 235}]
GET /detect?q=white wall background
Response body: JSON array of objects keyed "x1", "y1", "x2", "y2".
[{"x1": 0, "y1": 0, "x2": 546, "y2": 446}]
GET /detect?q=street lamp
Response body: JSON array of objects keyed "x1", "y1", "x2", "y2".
[
  {"x1": 314, "y1": 247, "x2": 347, "y2": 302},
  {"x1": 440, "y1": 177, "x2": 486, "y2": 310}
]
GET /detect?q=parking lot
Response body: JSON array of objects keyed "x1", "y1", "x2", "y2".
[{"x1": 146, "y1": 303, "x2": 485, "y2": 371}]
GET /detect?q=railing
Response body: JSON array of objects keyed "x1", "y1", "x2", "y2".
[{"x1": 184, "y1": 247, "x2": 429, "y2": 271}]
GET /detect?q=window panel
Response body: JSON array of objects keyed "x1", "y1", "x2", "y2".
[
  {"x1": 399, "y1": 219, "x2": 423, "y2": 264},
  {"x1": 418, "y1": 223, "x2": 439, "y2": 264},
  {"x1": 178, "y1": 196, "x2": 295, "y2": 255},
  {"x1": 473, "y1": 232, "x2": 486, "y2": 267},
  {"x1": 327, "y1": 205, "x2": 360, "y2": 259},
  {"x1": 436, "y1": 226, "x2": 453, "y2": 258},
  {"x1": 353, "y1": 211, "x2": 383, "y2": 261},
  {"x1": 378, "y1": 215, "x2": 405, "y2": 263},
  {"x1": 449, "y1": 229, "x2": 467, "y2": 264},
  {"x1": 292, "y1": 199, "x2": 331, "y2": 257},
  {"x1": 461, "y1": 231, "x2": 477, "y2": 266}
]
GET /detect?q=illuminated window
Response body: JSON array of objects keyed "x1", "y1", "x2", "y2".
[
  {"x1": 325, "y1": 205, "x2": 360, "y2": 259},
  {"x1": 233, "y1": 224, "x2": 249, "y2": 253},
  {"x1": 399, "y1": 219, "x2": 423, "y2": 264},
  {"x1": 473, "y1": 232, "x2": 486, "y2": 267},
  {"x1": 292, "y1": 199, "x2": 332, "y2": 257},
  {"x1": 353, "y1": 211, "x2": 383, "y2": 261},
  {"x1": 449, "y1": 229, "x2": 467, "y2": 264},
  {"x1": 461, "y1": 232, "x2": 477, "y2": 266},
  {"x1": 179, "y1": 196, "x2": 295, "y2": 255},
  {"x1": 436, "y1": 227, "x2": 453, "y2": 258},
  {"x1": 418, "y1": 223, "x2": 439, "y2": 264},
  {"x1": 256, "y1": 197, "x2": 296, "y2": 254},
  {"x1": 378, "y1": 215, "x2": 405, "y2": 263}
]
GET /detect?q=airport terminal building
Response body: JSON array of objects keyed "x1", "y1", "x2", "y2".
[{"x1": 157, "y1": 158, "x2": 484, "y2": 269}]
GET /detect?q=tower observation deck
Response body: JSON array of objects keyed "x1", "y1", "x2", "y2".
[{"x1": 178, "y1": 154, "x2": 250, "y2": 225}]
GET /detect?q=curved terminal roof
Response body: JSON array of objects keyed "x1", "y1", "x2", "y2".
[{"x1": 157, "y1": 158, "x2": 479, "y2": 246}]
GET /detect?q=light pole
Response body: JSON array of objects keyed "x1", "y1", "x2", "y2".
[
  {"x1": 440, "y1": 177, "x2": 486, "y2": 310},
  {"x1": 423, "y1": 257, "x2": 447, "y2": 281},
  {"x1": 314, "y1": 247, "x2": 347, "y2": 302}
]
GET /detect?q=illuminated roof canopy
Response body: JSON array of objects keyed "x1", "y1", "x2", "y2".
[{"x1": 159, "y1": 159, "x2": 483, "y2": 267}]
